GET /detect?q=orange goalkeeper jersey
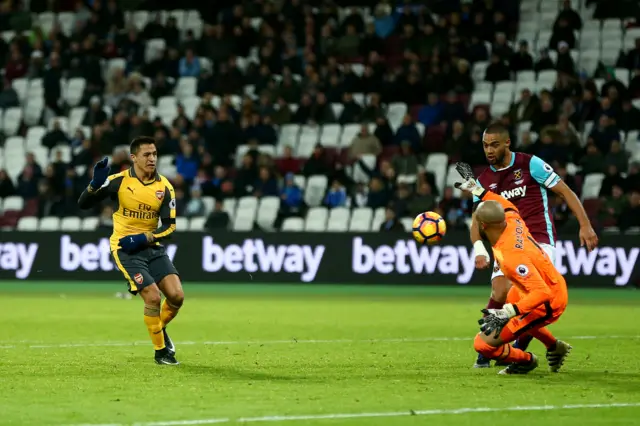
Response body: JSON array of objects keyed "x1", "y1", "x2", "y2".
[{"x1": 478, "y1": 190, "x2": 568, "y2": 315}]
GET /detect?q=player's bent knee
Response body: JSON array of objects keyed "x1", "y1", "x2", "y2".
[
  {"x1": 168, "y1": 288, "x2": 184, "y2": 307},
  {"x1": 474, "y1": 334, "x2": 503, "y2": 359},
  {"x1": 140, "y1": 284, "x2": 162, "y2": 307}
]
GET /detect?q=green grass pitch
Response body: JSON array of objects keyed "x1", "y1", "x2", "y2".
[{"x1": 1, "y1": 282, "x2": 640, "y2": 426}]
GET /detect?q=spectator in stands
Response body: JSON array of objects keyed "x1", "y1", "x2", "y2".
[
  {"x1": 534, "y1": 48, "x2": 555, "y2": 73},
  {"x1": 600, "y1": 164, "x2": 627, "y2": 197},
  {"x1": 379, "y1": 204, "x2": 404, "y2": 232},
  {"x1": 417, "y1": 93, "x2": 442, "y2": 127},
  {"x1": 619, "y1": 98, "x2": 640, "y2": 132},
  {"x1": 82, "y1": 96, "x2": 108, "y2": 127},
  {"x1": 440, "y1": 91, "x2": 466, "y2": 128},
  {"x1": 589, "y1": 114, "x2": 620, "y2": 155},
  {"x1": 362, "y1": 93, "x2": 385, "y2": 122},
  {"x1": 555, "y1": 43, "x2": 576, "y2": 76},
  {"x1": 467, "y1": 35, "x2": 489, "y2": 64},
  {"x1": 510, "y1": 40, "x2": 534, "y2": 73},
  {"x1": 392, "y1": 141, "x2": 419, "y2": 178},
  {"x1": 605, "y1": 140, "x2": 630, "y2": 173},
  {"x1": 445, "y1": 120, "x2": 467, "y2": 160},
  {"x1": 324, "y1": 180, "x2": 347, "y2": 208},
  {"x1": 0, "y1": 169, "x2": 16, "y2": 198},
  {"x1": 184, "y1": 186, "x2": 205, "y2": 218},
  {"x1": 392, "y1": 184, "x2": 411, "y2": 217},
  {"x1": 555, "y1": 0, "x2": 582, "y2": 31},
  {"x1": 394, "y1": 114, "x2": 421, "y2": 151},
  {"x1": 531, "y1": 96, "x2": 558, "y2": 133},
  {"x1": 437, "y1": 186, "x2": 464, "y2": 227},
  {"x1": 461, "y1": 130, "x2": 486, "y2": 166},
  {"x1": 0, "y1": 78, "x2": 18, "y2": 108},
  {"x1": 366, "y1": 177, "x2": 390, "y2": 209},
  {"x1": 176, "y1": 141, "x2": 199, "y2": 185},
  {"x1": 618, "y1": 191, "x2": 640, "y2": 231},
  {"x1": 276, "y1": 172, "x2": 304, "y2": 229},
  {"x1": 17, "y1": 165, "x2": 39, "y2": 200},
  {"x1": 27, "y1": 50, "x2": 45, "y2": 79},
  {"x1": 5, "y1": 48, "x2": 26, "y2": 82},
  {"x1": 626, "y1": 162, "x2": 640, "y2": 192},
  {"x1": 339, "y1": 92, "x2": 363, "y2": 124},
  {"x1": 509, "y1": 89, "x2": 539, "y2": 124},
  {"x1": 450, "y1": 59, "x2": 474, "y2": 95},
  {"x1": 41, "y1": 120, "x2": 69, "y2": 150},
  {"x1": 549, "y1": 18, "x2": 576, "y2": 50},
  {"x1": 253, "y1": 166, "x2": 278, "y2": 198},
  {"x1": 303, "y1": 144, "x2": 332, "y2": 177},
  {"x1": 492, "y1": 32, "x2": 513, "y2": 62},
  {"x1": 485, "y1": 53, "x2": 510, "y2": 83},
  {"x1": 373, "y1": 3, "x2": 396, "y2": 39},
  {"x1": 350, "y1": 123, "x2": 382, "y2": 159},
  {"x1": 205, "y1": 199, "x2": 230, "y2": 231},
  {"x1": 599, "y1": 184, "x2": 626, "y2": 226},
  {"x1": 374, "y1": 116, "x2": 394, "y2": 146},
  {"x1": 105, "y1": 67, "x2": 127, "y2": 107},
  {"x1": 580, "y1": 142, "x2": 605, "y2": 175},
  {"x1": 551, "y1": 193, "x2": 571, "y2": 231},
  {"x1": 408, "y1": 181, "x2": 436, "y2": 217}
]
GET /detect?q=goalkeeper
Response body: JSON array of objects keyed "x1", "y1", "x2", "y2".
[
  {"x1": 78, "y1": 136, "x2": 183, "y2": 366},
  {"x1": 455, "y1": 162, "x2": 571, "y2": 375}
]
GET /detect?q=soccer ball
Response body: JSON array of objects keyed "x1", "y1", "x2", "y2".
[{"x1": 412, "y1": 211, "x2": 447, "y2": 244}]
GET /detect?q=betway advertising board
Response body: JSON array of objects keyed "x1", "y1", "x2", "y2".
[{"x1": 0, "y1": 232, "x2": 637, "y2": 287}]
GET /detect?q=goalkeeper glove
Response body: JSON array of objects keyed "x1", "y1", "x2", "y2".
[
  {"x1": 478, "y1": 304, "x2": 517, "y2": 338},
  {"x1": 453, "y1": 162, "x2": 485, "y2": 197}
]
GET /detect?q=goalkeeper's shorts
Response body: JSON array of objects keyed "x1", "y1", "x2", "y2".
[{"x1": 500, "y1": 287, "x2": 567, "y2": 343}]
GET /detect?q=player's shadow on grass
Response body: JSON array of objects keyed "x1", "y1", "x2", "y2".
[{"x1": 177, "y1": 364, "x2": 314, "y2": 381}]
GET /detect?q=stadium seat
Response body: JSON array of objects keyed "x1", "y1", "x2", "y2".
[
  {"x1": 281, "y1": 217, "x2": 304, "y2": 231},
  {"x1": 304, "y1": 207, "x2": 328, "y2": 231},
  {"x1": 326, "y1": 207, "x2": 351, "y2": 231},
  {"x1": 232, "y1": 196, "x2": 258, "y2": 231},
  {"x1": 581, "y1": 173, "x2": 605, "y2": 201},
  {"x1": 297, "y1": 125, "x2": 320, "y2": 157},
  {"x1": 340, "y1": 124, "x2": 360, "y2": 148},
  {"x1": 370, "y1": 206, "x2": 385, "y2": 229},
  {"x1": 39, "y1": 217, "x2": 60, "y2": 231},
  {"x1": 349, "y1": 207, "x2": 373, "y2": 232},
  {"x1": 60, "y1": 217, "x2": 82, "y2": 231},
  {"x1": 175, "y1": 217, "x2": 189, "y2": 231},
  {"x1": 320, "y1": 124, "x2": 342, "y2": 148},
  {"x1": 175, "y1": 77, "x2": 197, "y2": 100},
  {"x1": 189, "y1": 217, "x2": 206, "y2": 231},
  {"x1": 304, "y1": 175, "x2": 328, "y2": 207},
  {"x1": 3, "y1": 107, "x2": 22, "y2": 136},
  {"x1": 425, "y1": 153, "x2": 449, "y2": 195},
  {"x1": 24, "y1": 98, "x2": 44, "y2": 127},
  {"x1": 12, "y1": 78, "x2": 28, "y2": 102},
  {"x1": 16, "y1": 216, "x2": 38, "y2": 231},
  {"x1": 223, "y1": 198, "x2": 237, "y2": 216},
  {"x1": 400, "y1": 217, "x2": 413, "y2": 232},
  {"x1": 256, "y1": 196, "x2": 280, "y2": 230},
  {"x1": 64, "y1": 78, "x2": 86, "y2": 107},
  {"x1": 81, "y1": 217, "x2": 99, "y2": 231}
]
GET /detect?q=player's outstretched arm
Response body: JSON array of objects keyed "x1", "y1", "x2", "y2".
[
  {"x1": 550, "y1": 180, "x2": 598, "y2": 251},
  {"x1": 529, "y1": 156, "x2": 598, "y2": 251}
]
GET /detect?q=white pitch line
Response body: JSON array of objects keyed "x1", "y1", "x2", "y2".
[
  {"x1": 0, "y1": 335, "x2": 639, "y2": 350},
  {"x1": 69, "y1": 402, "x2": 640, "y2": 426}
]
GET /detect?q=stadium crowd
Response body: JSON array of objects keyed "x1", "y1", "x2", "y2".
[{"x1": 0, "y1": 0, "x2": 640, "y2": 233}]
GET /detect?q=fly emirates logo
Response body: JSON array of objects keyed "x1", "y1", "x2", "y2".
[
  {"x1": 501, "y1": 186, "x2": 527, "y2": 199},
  {"x1": 351, "y1": 238, "x2": 638, "y2": 285}
]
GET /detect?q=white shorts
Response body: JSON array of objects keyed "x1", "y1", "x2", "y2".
[{"x1": 491, "y1": 243, "x2": 557, "y2": 281}]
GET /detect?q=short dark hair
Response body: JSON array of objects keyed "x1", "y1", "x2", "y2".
[
  {"x1": 130, "y1": 136, "x2": 156, "y2": 155},
  {"x1": 483, "y1": 122, "x2": 510, "y2": 138}
]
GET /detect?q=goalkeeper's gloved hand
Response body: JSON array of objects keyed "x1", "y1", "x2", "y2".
[
  {"x1": 89, "y1": 157, "x2": 110, "y2": 191},
  {"x1": 478, "y1": 304, "x2": 517, "y2": 338},
  {"x1": 453, "y1": 162, "x2": 485, "y2": 198},
  {"x1": 118, "y1": 233, "x2": 150, "y2": 254}
]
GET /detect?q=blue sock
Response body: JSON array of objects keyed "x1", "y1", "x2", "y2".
[{"x1": 514, "y1": 334, "x2": 534, "y2": 351}]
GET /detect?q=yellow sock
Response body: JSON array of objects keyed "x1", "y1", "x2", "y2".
[
  {"x1": 160, "y1": 299, "x2": 180, "y2": 328},
  {"x1": 144, "y1": 311, "x2": 165, "y2": 351}
]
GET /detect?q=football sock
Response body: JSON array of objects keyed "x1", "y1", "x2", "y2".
[
  {"x1": 530, "y1": 328, "x2": 557, "y2": 349},
  {"x1": 486, "y1": 297, "x2": 504, "y2": 312},
  {"x1": 160, "y1": 299, "x2": 180, "y2": 328},
  {"x1": 500, "y1": 344, "x2": 532, "y2": 364},
  {"x1": 514, "y1": 333, "x2": 535, "y2": 351},
  {"x1": 143, "y1": 304, "x2": 165, "y2": 350}
]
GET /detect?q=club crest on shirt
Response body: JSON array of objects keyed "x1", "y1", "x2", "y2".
[
  {"x1": 134, "y1": 273, "x2": 144, "y2": 284},
  {"x1": 155, "y1": 190, "x2": 165, "y2": 200},
  {"x1": 513, "y1": 169, "x2": 522, "y2": 180}
]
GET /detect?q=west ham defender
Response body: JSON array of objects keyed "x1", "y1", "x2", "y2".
[{"x1": 471, "y1": 123, "x2": 598, "y2": 368}]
